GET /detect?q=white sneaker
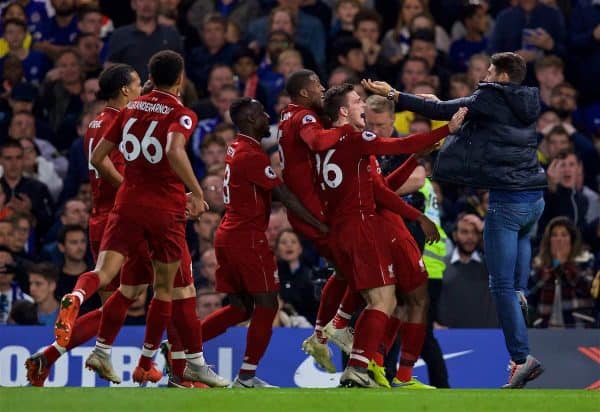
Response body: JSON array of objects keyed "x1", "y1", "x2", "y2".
[
  {"x1": 232, "y1": 376, "x2": 279, "y2": 388},
  {"x1": 183, "y1": 363, "x2": 230, "y2": 388},
  {"x1": 323, "y1": 321, "x2": 354, "y2": 354},
  {"x1": 301, "y1": 333, "x2": 336, "y2": 373}
]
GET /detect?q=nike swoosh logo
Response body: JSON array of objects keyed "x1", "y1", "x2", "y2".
[
  {"x1": 236, "y1": 379, "x2": 253, "y2": 388},
  {"x1": 414, "y1": 350, "x2": 473, "y2": 368},
  {"x1": 355, "y1": 374, "x2": 371, "y2": 386}
]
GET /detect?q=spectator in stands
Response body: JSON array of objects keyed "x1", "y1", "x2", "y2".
[
  {"x1": 55, "y1": 224, "x2": 97, "y2": 313},
  {"x1": 201, "y1": 173, "x2": 225, "y2": 215},
  {"x1": 266, "y1": 205, "x2": 291, "y2": 250},
  {"x1": 191, "y1": 64, "x2": 235, "y2": 120},
  {"x1": 539, "y1": 125, "x2": 571, "y2": 167},
  {"x1": 213, "y1": 122, "x2": 237, "y2": 147},
  {"x1": 438, "y1": 213, "x2": 498, "y2": 328},
  {"x1": 19, "y1": 137, "x2": 62, "y2": 201},
  {"x1": 409, "y1": 13, "x2": 451, "y2": 54},
  {"x1": 0, "y1": 246, "x2": 31, "y2": 324},
  {"x1": 381, "y1": 0, "x2": 450, "y2": 65},
  {"x1": 0, "y1": 3, "x2": 35, "y2": 55},
  {"x1": 186, "y1": 0, "x2": 260, "y2": 39},
  {"x1": 353, "y1": 9, "x2": 389, "y2": 74},
  {"x1": 81, "y1": 77, "x2": 99, "y2": 105},
  {"x1": 36, "y1": 49, "x2": 85, "y2": 151},
  {"x1": 196, "y1": 288, "x2": 222, "y2": 320},
  {"x1": 534, "y1": 55, "x2": 564, "y2": 110},
  {"x1": 247, "y1": 2, "x2": 325, "y2": 69},
  {"x1": 27, "y1": 262, "x2": 59, "y2": 325},
  {"x1": 393, "y1": 81, "x2": 447, "y2": 134},
  {"x1": 76, "y1": 5, "x2": 108, "y2": 63},
  {"x1": 449, "y1": 2, "x2": 489, "y2": 72},
  {"x1": 0, "y1": 18, "x2": 51, "y2": 86},
  {"x1": 7, "y1": 111, "x2": 67, "y2": 177},
  {"x1": 276, "y1": 229, "x2": 318, "y2": 324},
  {"x1": 0, "y1": 221, "x2": 14, "y2": 248},
  {"x1": 333, "y1": 36, "x2": 370, "y2": 78},
  {"x1": 7, "y1": 299, "x2": 38, "y2": 324},
  {"x1": 489, "y1": 0, "x2": 566, "y2": 63},
  {"x1": 541, "y1": 150, "x2": 597, "y2": 245},
  {"x1": 199, "y1": 134, "x2": 226, "y2": 179},
  {"x1": 42, "y1": 198, "x2": 89, "y2": 265},
  {"x1": 273, "y1": 294, "x2": 312, "y2": 328},
  {"x1": 409, "y1": 29, "x2": 452, "y2": 97},
  {"x1": 258, "y1": 30, "x2": 318, "y2": 83},
  {"x1": 35, "y1": 0, "x2": 79, "y2": 59},
  {"x1": 7, "y1": 212, "x2": 34, "y2": 264},
  {"x1": 569, "y1": 0, "x2": 600, "y2": 105},
  {"x1": 187, "y1": 13, "x2": 238, "y2": 96},
  {"x1": 449, "y1": 73, "x2": 474, "y2": 98},
  {"x1": 75, "y1": 32, "x2": 102, "y2": 79},
  {"x1": 0, "y1": 140, "x2": 53, "y2": 238},
  {"x1": 530, "y1": 216, "x2": 596, "y2": 328},
  {"x1": 330, "y1": 0, "x2": 360, "y2": 42},
  {"x1": 194, "y1": 247, "x2": 217, "y2": 291},
  {"x1": 232, "y1": 47, "x2": 268, "y2": 103},
  {"x1": 124, "y1": 287, "x2": 148, "y2": 325},
  {"x1": 301, "y1": 0, "x2": 333, "y2": 36},
  {"x1": 192, "y1": 210, "x2": 220, "y2": 262},
  {"x1": 107, "y1": 0, "x2": 183, "y2": 81},
  {"x1": 466, "y1": 52, "x2": 490, "y2": 84},
  {"x1": 395, "y1": 56, "x2": 428, "y2": 93}
]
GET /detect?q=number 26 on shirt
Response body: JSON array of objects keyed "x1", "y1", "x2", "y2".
[{"x1": 315, "y1": 149, "x2": 343, "y2": 189}]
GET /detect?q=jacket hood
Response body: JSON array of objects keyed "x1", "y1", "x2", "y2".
[{"x1": 479, "y1": 82, "x2": 541, "y2": 125}]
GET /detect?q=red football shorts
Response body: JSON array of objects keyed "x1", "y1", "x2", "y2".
[
  {"x1": 380, "y1": 210, "x2": 428, "y2": 293},
  {"x1": 88, "y1": 213, "x2": 109, "y2": 263},
  {"x1": 214, "y1": 232, "x2": 279, "y2": 294},
  {"x1": 287, "y1": 198, "x2": 334, "y2": 261},
  {"x1": 330, "y1": 213, "x2": 395, "y2": 291},
  {"x1": 100, "y1": 205, "x2": 186, "y2": 263}
]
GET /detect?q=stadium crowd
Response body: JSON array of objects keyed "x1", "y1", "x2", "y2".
[{"x1": 0, "y1": 0, "x2": 598, "y2": 331}]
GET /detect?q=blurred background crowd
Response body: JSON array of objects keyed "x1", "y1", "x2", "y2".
[{"x1": 0, "y1": 0, "x2": 598, "y2": 330}]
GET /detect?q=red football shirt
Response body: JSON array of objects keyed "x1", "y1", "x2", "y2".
[
  {"x1": 103, "y1": 90, "x2": 197, "y2": 213},
  {"x1": 277, "y1": 104, "x2": 350, "y2": 220},
  {"x1": 215, "y1": 134, "x2": 282, "y2": 246},
  {"x1": 84, "y1": 106, "x2": 124, "y2": 217},
  {"x1": 315, "y1": 126, "x2": 449, "y2": 223}
]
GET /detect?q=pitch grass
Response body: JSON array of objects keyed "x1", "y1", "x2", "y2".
[{"x1": 1, "y1": 388, "x2": 598, "y2": 412}]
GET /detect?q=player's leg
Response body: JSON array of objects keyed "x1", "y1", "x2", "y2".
[
  {"x1": 171, "y1": 282, "x2": 230, "y2": 387},
  {"x1": 323, "y1": 287, "x2": 363, "y2": 354},
  {"x1": 232, "y1": 291, "x2": 279, "y2": 388},
  {"x1": 132, "y1": 258, "x2": 179, "y2": 385},
  {"x1": 54, "y1": 250, "x2": 125, "y2": 347},
  {"x1": 314, "y1": 273, "x2": 346, "y2": 342},
  {"x1": 341, "y1": 284, "x2": 396, "y2": 388}
]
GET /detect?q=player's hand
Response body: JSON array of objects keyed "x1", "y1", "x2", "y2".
[
  {"x1": 361, "y1": 79, "x2": 392, "y2": 97},
  {"x1": 462, "y1": 213, "x2": 484, "y2": 233},
  {"x1": 528, "y1": 28, "x2": 554, "y2": 50},
  {"x1": 546, "y1": 158, "x2": 562, "y2": 190},
  {"x1": 417, "y1": 214, "x2": 440, "y2": 244},
  {"x1": 186, "y1": 192, "x2": 209, "y2": 220},
  {"x1": 448, "y1": 107, "x2": 468, "y2": 133},
  {"x1": 416, "y1": 93, "x2": 440, "y2": 102}
]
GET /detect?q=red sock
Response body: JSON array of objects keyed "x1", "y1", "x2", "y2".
[
  {"x1": 202, "y1": 305, "x2": 249, "y2": 341},
  {"x1": 384, "y1": 316, "x2": 402, "y2": 354},
  {"x1": 171, "y1": 297, "x2": 203, "y2": 354},
  {"x1": 315, "y1": 275, "x2": 346, "y2": 342},
  {"x1": 396, "y1": 322, "x2": 426, "y2": 382},
  {"x1": 72, "y1": 272, "x2": 101, "y2": 302},
  {"x1": 138, "y1": 298, "x2": 172, "y2": 370},
  {"x1": 348, "y1": 309, "x2": 389, "y2": 369},
  {"x1": 43, "y1": 345, "x2": 62, "y2": 366},
  {"x1": 239, "y1": 305, "x2": 278, "y2": 377},
  {"x1": 97, "y1": 291, "x2": 135, "y2": 345},
  {"x1": 166, "y1": 322, "x2": 185, "y2": 379},
  {"x1": 332, "y1": 289, "x2": 362, "y2": 329}
]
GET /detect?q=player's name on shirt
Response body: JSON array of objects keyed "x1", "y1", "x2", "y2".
[{"x1": 127, "y1": 100, "x2": 175, "y2": 115}]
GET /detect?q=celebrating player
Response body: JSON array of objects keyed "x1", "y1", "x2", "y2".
[
  {"x1": 25, "y1": 64, "x2": 143, "y2": 386},
  {"x1": 316, "y1": 84, "x2": 466, "y2": 387},
  {"x1": 200, "y1": 97, "x2": 327, "y2": 388}
]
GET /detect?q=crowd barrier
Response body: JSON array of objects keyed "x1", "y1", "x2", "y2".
[{"x1": 0, "y1": 327, "x2": 598, "y2": 388}]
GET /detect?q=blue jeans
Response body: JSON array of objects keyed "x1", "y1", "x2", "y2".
[{"x1": 484, "y1": 198, "x2": 545, "y2": 362}]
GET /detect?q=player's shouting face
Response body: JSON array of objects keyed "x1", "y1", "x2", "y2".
[
  {"x1": 344, "y1": 90, "x2": 367, "y2": 129},
  {"x1": 305, "y1": 74, "x2": 326, "y2": 111}
]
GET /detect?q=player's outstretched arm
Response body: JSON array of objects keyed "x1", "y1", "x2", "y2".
[
  {"x1": 90, "y1": 138, "x2": 123, "y2": 188},
  {"x1": 299, "y1": 122, "x2": 354, "y2": 152},
  {"x1": 384, "y1": 155, "x2": 419, "y2": 191},
  {"x1": 362, "y1": 79, "x2": 474, "y2": 120},
  {"x1": 166, "y1": 131, "x2": 207, "y2": 218},
  {"x1": 273, "y1": 184, "x2": 328, "y2": 234}
]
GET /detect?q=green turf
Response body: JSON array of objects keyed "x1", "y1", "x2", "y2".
[{"x1": 1, "y1": 388, "x2": 598, "y2": 412}]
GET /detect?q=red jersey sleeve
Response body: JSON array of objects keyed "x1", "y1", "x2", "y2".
[
  {"x1": 370, "y1": 157, "x2": 422, "y2": 221},
  {"x1": 103, "y1": 110, "x2": 125, "y2": 144},
  {"x1": 298, "y1": 111, "x2": 354, "y2": 151},
  {"x1": 385, "y1": 155, "x2": 419, "y2": 191},
  {"x1": 358, "y1": 125, "x2": 449, "y2": 156},
  {"x1": 244, "y1": 151, "x2": 283, "y2": 191},
  {"x1": 168, "y1": 108, "x2": 198, "y2": 140}
]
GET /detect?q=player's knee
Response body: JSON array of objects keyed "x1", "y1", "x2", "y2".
[
  {"x1": 172, "y1": 284, "x2": 196, "y2": 300},
  {"x1": 120, "y1": 284, "x2": 147, "y2": 300},
  {"x1": 229, "y1": 294, "x2": 254, "y2": 317},
  {"x1": 252, "y1": 292, "x2": 279, "y2": 310}
]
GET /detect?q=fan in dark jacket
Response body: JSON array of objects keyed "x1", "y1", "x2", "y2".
[{"x1": 363, "y1": 52, "x2": 547, "y2": 389}]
